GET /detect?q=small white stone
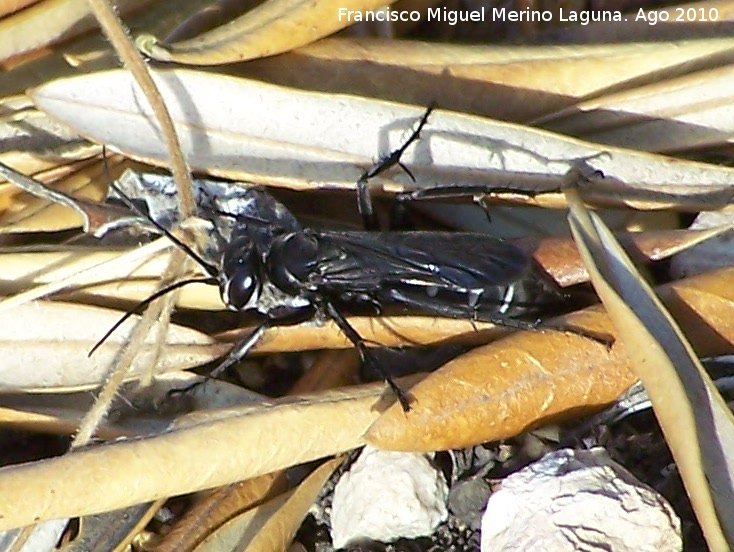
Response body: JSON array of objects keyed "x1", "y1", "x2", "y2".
[
  {"x1": 481, "y1": 448, "x2": 682, "y2": 552},
  {"x1": 330, "y1": 446, "x2": 449, "y2": 549}
]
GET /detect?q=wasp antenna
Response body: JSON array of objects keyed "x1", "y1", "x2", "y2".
[
  {"x1": 108, "y1": 181, "x2": 219, "y2": 278},
  {"x1": 88, "y1": 276, "x2": 216, "y2": 356}
]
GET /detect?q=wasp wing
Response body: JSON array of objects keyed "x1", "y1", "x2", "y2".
[{"x1": 284, "y1": 230, "x2": 531, "y2": 292}]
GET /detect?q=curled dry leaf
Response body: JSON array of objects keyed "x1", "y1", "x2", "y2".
[
  {"x1": 0, "y1": 0, "x2": 153, "y2": 63},
  {"x1": 153, "y1": 471, "x2": 289, "y2": 552},
  {"x1": 367, "y1": 265, "x2": 734, "y2": 452},
  {"x1": 239, "y1": 37, "x2": 734, "y2": 123},
  {"x1": 0, "y1": 300, "x2": 226, "y2": 391},
  {"x1": 195, "y1": 457, "x2": 342, "y2": 552},
  {"x1": 30, "y1": 69, "x2": 734, "y2": 210},
  {"x1": 136, "y1": 0, "x2": 394, "y2": 65},
  {"x1": 0, "y1": 155, "x2": 136, "y2": 233},
  {"x1": 567, "y1": 190, "x2": 734, "y2": 550},
  {"x1": 0, "y1": 379, "x2": 422, "y2": 530}
]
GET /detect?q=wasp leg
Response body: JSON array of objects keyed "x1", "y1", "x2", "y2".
[
  {"x1": 357, "y1": 105, "x2": 435, "y2": 231},
  {"x1": 167, "y1": 322, "x2": 270, "y2": 398},
  {"x1": 324, "y1": 301, "x2": 412, "y2": 412}
]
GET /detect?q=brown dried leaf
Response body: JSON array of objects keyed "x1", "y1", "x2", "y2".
[
  {"x1": 0, "y1": 155, "x2": 139, "y2": 233},
  {"x1": 155, "y1": 472, "x2": 289, "y2": 552},
  {"x1": 525, "y1": 227, "x2": 728, "y2": 287},
  {"x1": 194, "y1": 458, "x2": 342, "y2": 552},
  {"x1": 367, "y1": 265, "x2": 734, "y2": 451}
]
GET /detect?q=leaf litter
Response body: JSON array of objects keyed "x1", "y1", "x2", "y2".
[{"x1": 2, "y1": 0, "x2": 734, "y2": 549}]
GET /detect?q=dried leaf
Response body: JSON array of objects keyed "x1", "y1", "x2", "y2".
[
  {"x1": 0, "y1": 247, "x2": 222, "y2": 311},
  {"x1": 544, "y1": 64, "x2": 734, "y2": 154},
  {"x1": 0, "y1": 301, "x2": 225, "y2": 391},
  {"x1": 0, "y1": 156, "x2": 135, "y2": 233},
  {"x1": 0, "y1": 379, "x2": 422, "y2": 530},
  {"x1": 240, "y1": 37, "x2": 734, "y2": 122},
  {"x1": 525, "y1": 227, "x2": 728, "y2": 287},
  {"x1": 194, "y1": 458, "x2": 342, "y2": 552},
  {"x1": 136, "y1": 0, "x2": 395, "y2": 65},
  {"x1": 366, "y1": 265, "x2": 734, "y2": 452},
  {"x1": 0, "y1": 0, "x2": 42, "y2": 18},
  {"x1": 155, "y1": 472, "x2": 289, "y2": 552},
  {"x1": 30, "y1": 69, "x2": 734, "y2": 210},
  {"x1": 567, "y1": 189, "x2": 734, "y2": 550},
  {"x1": 0, "y1": 0, "x2": 153, "y2": 62}
]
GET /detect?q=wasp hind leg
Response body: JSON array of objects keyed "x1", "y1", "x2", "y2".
[{"x1": 357, "y1": 105, "x2": 435, "y2": 232}]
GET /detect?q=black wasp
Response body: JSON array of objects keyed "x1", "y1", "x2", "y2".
[{"x1": 97, "y1": 108, "x2": 570, "y2": 410}]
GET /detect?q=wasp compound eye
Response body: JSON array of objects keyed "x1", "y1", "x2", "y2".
[{"x1": 221, "y1": 244, "x2": 260, "y2": 310}]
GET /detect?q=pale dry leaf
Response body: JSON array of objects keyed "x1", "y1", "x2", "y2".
[
  {"x1": 0, "y1": 247, "x2": 222, "y2": 311},
  {"x1": 0, "y1": 150, "x2": 101, "y2": 185},
  {"x1": 0, "y1": 383, "x2": 176, "y2": 437},
  {"x1": 136, "y1": 0, "x2": 396, "y2": 65},
  {"x1": 0, "y1": 379, "x2": 419, "y2": 530},
  {"x1": 0, "y1": 404, "x2": 127, "y2": 437},
  {"x1": 220, "y1": 316, "x2": 503, "y2": 352},
  {"x1": 0, "y1": 0, "x2": 42, "y2": 18},
  {"x1": 532, "y1": 0, "x2": 734, "y2": 42},
  {"x1": 29, "y1": 69, "x2": 734, "y2": 210},
  {"x1": 567, "y1": 191, "x2": 734, "y2": 550},
  {"x1": 240, "y1": 36, "x2": 734, "y2": 122},
  {"x1": 543, "y1": 63, "x2": 734, "y2": 153},
  {"x1": 0, "y1": 0, "x2": 153, "y2": 63},
  {"x1": 0, "y1": 300, "x2": 225, "y2": 391},
  {"x1": 367, "y1": 265, "x2": 734, "y2": 452}
]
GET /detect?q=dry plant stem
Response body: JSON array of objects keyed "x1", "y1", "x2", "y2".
[
  {"x1": 85, "y1": 0, "x2": 195, "y2": 218},
  {"x1": 71, "y1": 249, "x2": 189, "y2": 448},
  {"x1": 140, "y1": 252, "x2": 190, "y2": 387}
]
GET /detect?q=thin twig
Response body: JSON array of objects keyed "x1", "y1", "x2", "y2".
[
  {"x1": 72, "y1": 248, "x2": 190, "y2": 448},
  {"x1": 85, "y1": 0, "x2": 195, "y2": 218}
]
